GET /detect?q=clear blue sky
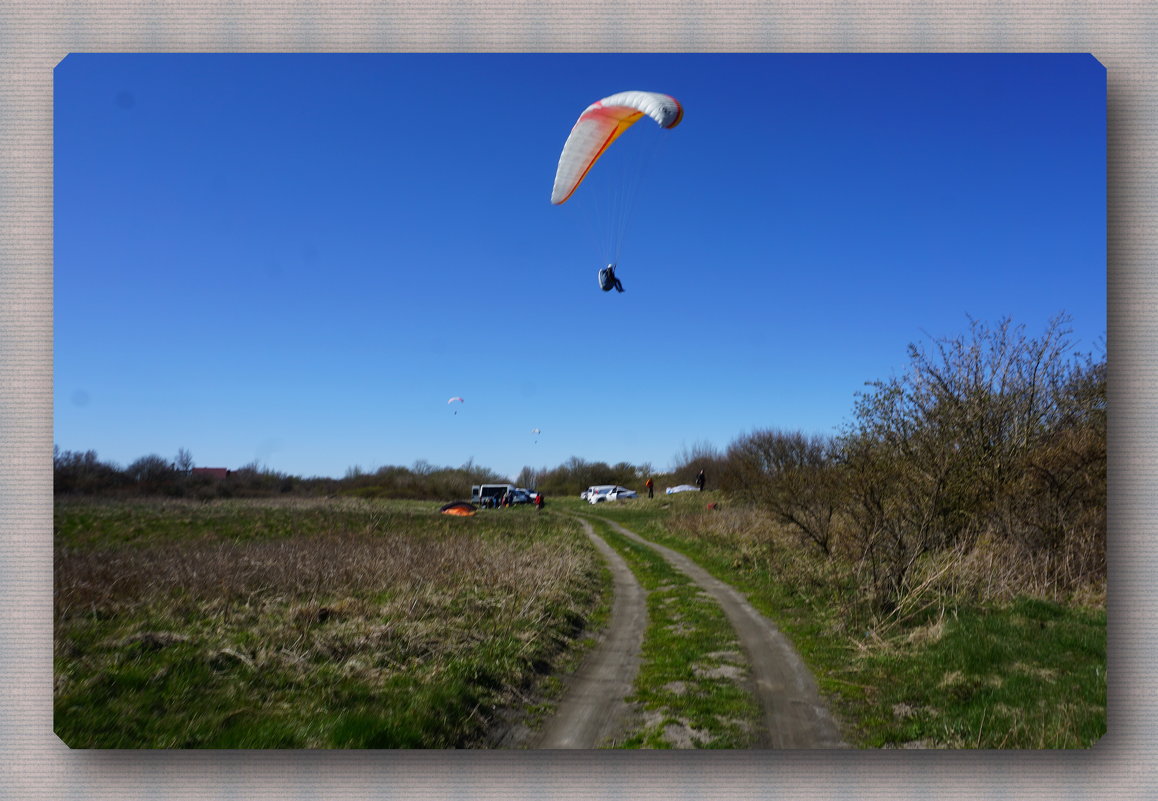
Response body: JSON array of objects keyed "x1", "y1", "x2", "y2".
[{"x1": 54, "y1": 53, "x2": 1106, "y2": 481}]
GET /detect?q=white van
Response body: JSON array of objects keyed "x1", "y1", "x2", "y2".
[{"x1": 470, "y1": 484, "x2": 516, "y2": 508}]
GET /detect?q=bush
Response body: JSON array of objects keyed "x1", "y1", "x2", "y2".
[{"x1": 836, "y1": 314, "x2": 1105, "y2": 611}]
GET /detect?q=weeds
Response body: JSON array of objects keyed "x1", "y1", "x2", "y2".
[
  {"x1": 55, "y1": 498, "x2": 605, "y2": 748},
  {"x1": 579, "y1": 495, "x2": 1105, "y2": 749}
]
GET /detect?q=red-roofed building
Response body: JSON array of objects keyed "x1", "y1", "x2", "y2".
[{"x1": 191, "y1": 467, "x2": 230, "y2": 480}]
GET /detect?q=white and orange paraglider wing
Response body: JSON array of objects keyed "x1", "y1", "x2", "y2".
[{"x1": 550, "y1": 91, "x2": 683, "y2": 205}]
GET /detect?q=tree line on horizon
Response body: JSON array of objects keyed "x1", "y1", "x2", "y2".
[
  {"x1": 55, "y1": 314, "x2": 1104, "y2": 606},
  {"x1": 51, "y1": 446, "x2": 685, "y2": 503}
]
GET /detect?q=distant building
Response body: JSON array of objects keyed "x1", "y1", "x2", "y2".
[{"x1": 191, "y1": 467, "x2": 230, "y2": 480}]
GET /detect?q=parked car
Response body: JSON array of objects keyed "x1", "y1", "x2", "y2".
[
  {"x1": 589, "y1": 485, "x2": 637, "y2": 504},
  {"x1": 587, "y1": 487, "x2": 612, "y2": 504},
  {"x1": 582, "y1": 484, "x2": 616, "y2": 501},
  {"x1": 511, "y1": 488, "x2": 540, "y2": 504}
]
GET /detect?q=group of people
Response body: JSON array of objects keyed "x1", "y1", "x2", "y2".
[{"x1": 493, "y1": 490, "x2": 544, "y2": 510}]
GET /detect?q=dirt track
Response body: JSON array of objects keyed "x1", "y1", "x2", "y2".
[
  {"x1": 531, "y1": 518, "x2": 648, "y2": 748},
  {"x1": 533, "y1": 514, "x2": 846, "y2": 749}
]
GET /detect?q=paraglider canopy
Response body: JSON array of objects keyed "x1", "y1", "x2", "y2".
[
  {"x1": 448, "y1": 396, "x2": 464, "y2": 415},
  {"x1": 440, "y1": 501, "x2": 477, "y2": 516},
  {"x1": 551, "y1": 90, "x2": 683, "y2": 206}
]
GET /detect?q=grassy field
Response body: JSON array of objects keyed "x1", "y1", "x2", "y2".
[
  {"x1": 54, "y1": 497, "x2": 607, "y2": 748},
  {"x1": 573, "y1": 493, "x2": 1106, "y2": 749},
  {"x1": 55, "y1": 493, "x2": 1105, "y2": 749}
]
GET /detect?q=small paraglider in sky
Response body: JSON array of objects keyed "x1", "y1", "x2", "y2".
[
  {"x1": 448, "y1": 396, "x2": 464, "y2": 415},
  {"x1": 531, "y1": 427, "x2": 541, "y2": 444}
]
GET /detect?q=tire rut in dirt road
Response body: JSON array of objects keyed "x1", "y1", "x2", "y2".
[
  {"x1": 532, "y1": 517, "x2": 648, "y2": 748},
  {"x1": 596, "y1": 516, "x2": 847, "y2": 748}
]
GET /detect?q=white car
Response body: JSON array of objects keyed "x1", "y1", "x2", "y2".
[
  {"x1": 582, "y1": 484, "x2": 616, "y2": 501},
  {"x1": 589, "y1": 485, "x2": 637, "y2": 504},
  {"x1": 606, "y1": 486, "x2": 638, "y2": 501}
]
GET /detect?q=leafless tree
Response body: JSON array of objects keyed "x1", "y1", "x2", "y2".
[
  {"x1": 727, "y1": 429, "x2": 841, "y2": 555},
  {"x1": 175, "y1": 448, "x2": 194, "y2": 473},
  {"x1": 838, "y1": 314, "x2": 1105, "y2": 610}
]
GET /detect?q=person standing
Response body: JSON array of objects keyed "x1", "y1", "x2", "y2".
[
  {"x1": 696, "y1": 469, "x2": 705, "y2": 492},
  {"x1": 645, "y1": 477, "x2": 654, "y2": 498}
]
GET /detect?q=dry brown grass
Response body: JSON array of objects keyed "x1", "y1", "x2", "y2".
[
  {"x1": 58, "y1": 523, "x2": 596, "y2": 677},
  {"x1": 672, "y1": 500, "x2": 1103, "y2": 610},
  {"x1": 54, "y1": 498, "x2": 606, "y2": 747},
  {"x1": 578, "y1": 494, "x2": 1105, "y2": 749}
]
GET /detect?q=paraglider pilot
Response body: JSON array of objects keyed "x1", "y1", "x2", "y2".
[{"x1": 599, "y1": 264, "x2": 625, "y2": 293}]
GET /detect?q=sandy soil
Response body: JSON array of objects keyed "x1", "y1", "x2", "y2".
[
  {"x1": 530, "y1": 518, "x2": 648, "y2": 748},
  {"x1": 531, "y1": 514, "x2": 847, "y2": 749}
]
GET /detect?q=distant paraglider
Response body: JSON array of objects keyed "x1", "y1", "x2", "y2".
[
  {"x1": 531, "y1": 427, "x2": 541, "y2": 444},
  {"x1": 448, "y1": 396, "x2": 464, "y2": 415}
]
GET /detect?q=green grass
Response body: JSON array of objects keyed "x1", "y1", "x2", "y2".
[
  {"x1": 55, "y1": 497, "x2": 608, "y2": 748},
  {"x1": 568, "y1": 495, "x2": 1106, "y2": 749},
  {"x1": 840, "y1": 598, "x2": 1106, "y2": 748},
  {"x1": 581, "y1": 515, "x2": 762, "y2": 748},
  {"x1": 57, "y1": 494, "x2": 1105, "y2": 749}
]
